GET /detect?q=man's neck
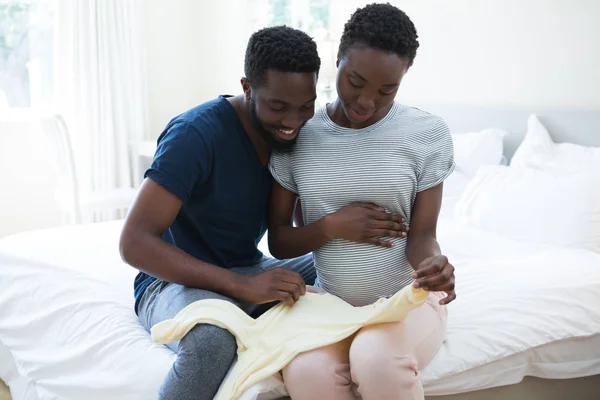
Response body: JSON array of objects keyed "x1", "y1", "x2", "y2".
[{"x1": 227, "y1": 95, "x2": 271, "y2": 166}]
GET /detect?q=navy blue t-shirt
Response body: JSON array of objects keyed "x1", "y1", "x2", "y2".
[{"x1": 133, "y1": 96, "x2": 272, "y2": 312}]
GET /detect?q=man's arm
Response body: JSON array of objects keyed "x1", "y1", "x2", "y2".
[
  {"x1": 406, "y1": 183, "x2": 456, "y2": 305},
  {"x1": 119, "y1": 178, "x2": 245, "y2": 297},
  {"x1": 120, "y1": 179, "x2": 306, "y2": 304}
]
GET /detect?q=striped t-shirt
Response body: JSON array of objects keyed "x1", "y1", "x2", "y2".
[{"x1": 269, "y1": 102, "x2": 455, "y2": 306}]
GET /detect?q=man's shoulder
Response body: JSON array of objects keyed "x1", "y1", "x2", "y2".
[
  {"x1": 294, "y1": 106, "x2": 331, "y2": 144},
  {"x1": 170, "y1": 96, "x2": 235, "y2": 130}
]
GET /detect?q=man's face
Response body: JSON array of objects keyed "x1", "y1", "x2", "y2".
[{"x1": 249, "y1": 69, "x2": 318, "y2": 152}]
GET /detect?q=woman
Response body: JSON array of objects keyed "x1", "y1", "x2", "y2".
[{"x1": 268, "y1": 3, "x2": 456, "y2": 399}]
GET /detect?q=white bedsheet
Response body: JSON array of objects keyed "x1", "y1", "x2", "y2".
[{"x1": 0, "y1": 220, "x2": 599, "y2": 399}]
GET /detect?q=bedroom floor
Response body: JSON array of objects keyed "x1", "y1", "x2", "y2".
[{"x1": 0, "y1": 380, "x2": 10, "y2": 400}]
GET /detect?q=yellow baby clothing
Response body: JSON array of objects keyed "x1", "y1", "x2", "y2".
[{"x1": 151, "y1": 285, "x2": 429, "y2": 400}]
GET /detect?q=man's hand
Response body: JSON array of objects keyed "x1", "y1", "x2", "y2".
[
  {"x1": 325, "y1": 202, "x2": 409, "y2": 247},
  {"x1": 237, "y1": 268, "x2": 306, "y2": 306},
  {"x1": 412, "y1": 255, "x2": 456, "y2": 305}
]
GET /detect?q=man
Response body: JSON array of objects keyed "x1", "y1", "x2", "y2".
[{"x1": 119, "y1": 26, "x2": 321, "y2": 400}]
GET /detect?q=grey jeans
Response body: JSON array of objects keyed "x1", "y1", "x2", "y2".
[{"x1": 137, "y1": 255, "x2": 315, "y2": 400}]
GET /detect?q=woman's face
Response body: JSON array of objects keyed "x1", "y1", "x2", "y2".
[{"x1": 335, "y1": 45, "x2": 411, "y2": 128}]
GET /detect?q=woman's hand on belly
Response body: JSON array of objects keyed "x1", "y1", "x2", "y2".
[{"x1": 324, "y1": 202, "x2": 409, "y2": 247}]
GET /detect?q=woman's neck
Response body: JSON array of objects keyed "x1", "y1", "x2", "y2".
[{"x1": 326, "y1": 98, "x2": 393, "y2": 130}]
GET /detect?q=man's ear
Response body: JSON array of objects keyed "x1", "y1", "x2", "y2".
[{"x1": 241, "y1": 77, "x2": 252, "y2": 101}]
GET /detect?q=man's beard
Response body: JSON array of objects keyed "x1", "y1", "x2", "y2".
[{"x1": 250, "y1": 95, "x2": 297, "y2": 153}]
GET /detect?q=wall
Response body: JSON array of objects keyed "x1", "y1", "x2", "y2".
[
  {"x1": 387, "y1": 0, "x2": 600, "y2": 109},
  {"x1": 0, "y1": 118, "x2": 64, "y2": 237},
  {"x1": 142, "y1": 0, "x2": 249, "y2": 137},
  {"x1": 143, "y1": 0, "x2": 600, "y2": 139}
]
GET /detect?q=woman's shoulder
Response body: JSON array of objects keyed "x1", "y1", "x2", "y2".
[
  {"x1": 302, "y1": 105, "x2": 331, "y2": 131},
  {"x1": 390, "y1": 103, "x2": 450, "y2": 142}
]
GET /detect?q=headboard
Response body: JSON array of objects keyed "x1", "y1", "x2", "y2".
[{"x1": 411, "y1": 104, "x2": 600, "y2": 159}]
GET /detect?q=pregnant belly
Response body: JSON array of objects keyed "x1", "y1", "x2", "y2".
[{"x1": 314, "y1": 238, "x2": 414, "y2": 306}]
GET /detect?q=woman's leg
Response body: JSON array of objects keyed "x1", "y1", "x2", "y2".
[
  {"x1": 349, "y1": 293, "x2": 448, "y2": 400},
  {"x1": 282, "y1": 336, "x2": 356, "y2": 400}
]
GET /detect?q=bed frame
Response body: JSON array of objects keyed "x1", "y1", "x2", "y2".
[
  {"x1": 414, "y1": 104, "x2": 600, "y2": 158},
  {"x1": 0, "y1": 381, "x2": 10, "y2": 400},
  {"x1": 426, "y1": 375, "x2": 600, "y2": 400}
]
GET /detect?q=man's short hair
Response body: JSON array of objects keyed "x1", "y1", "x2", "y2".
[{"x1": 244, "y1": 25, "x2": 321, "y2": 87}]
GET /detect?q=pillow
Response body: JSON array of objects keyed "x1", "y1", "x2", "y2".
[
  {"x1": 511, "y1": 114, "x2": 600, "y2": 172},
  {"x1": 453, "y1": 165, "x2": 600, "y2": 254},
  {"x1": 439, "y1": 128, "x2": 508, "y2": 218},
  {"x1": 439, "y1": 168, "x2": 471, "y2": 219},
  {"x1": 451, "y1": 128, "x2": 508, "y2": 177}
]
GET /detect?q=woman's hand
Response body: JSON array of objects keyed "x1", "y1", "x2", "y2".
[
  {"x1": 412, "y1": 255, "x2": 456, "y2": 305},
  {"x1": 325, "y1": 202, "x2": 409, "y2": 247}
]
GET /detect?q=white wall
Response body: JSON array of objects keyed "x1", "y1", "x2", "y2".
[
  {"x1": 143, "y1": 0, "x2": 249, "y2": 137},
  {"x1": 0, "y1": 118, "x2": 64, "y2": 237},
  {"x1": 388, "y1": 0, "x2": 600, "y2": 109},
  {"x1": 143, "y1": 0, "x2": 600, "y2": 138}
]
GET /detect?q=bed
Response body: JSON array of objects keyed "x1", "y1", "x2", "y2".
[{"x1": 1, "y1": 106, "x2": 599, "y2": 400}]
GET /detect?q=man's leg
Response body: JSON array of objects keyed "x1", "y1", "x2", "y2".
[{"x1": 137, "y1": 268, "x2": 263, "y2": 400}]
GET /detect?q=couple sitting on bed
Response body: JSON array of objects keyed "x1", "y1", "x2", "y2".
[{"x1": 119, "y1": 3, "x2": 456, "y2": 400}]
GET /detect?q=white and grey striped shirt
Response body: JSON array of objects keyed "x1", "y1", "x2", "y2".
[{"x1": 269, "y1": 102, "x2": 455, "y2": 306}]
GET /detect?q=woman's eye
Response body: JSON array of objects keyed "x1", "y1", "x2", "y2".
[{"x1": 348, "y1": 79, "x2": 363, "y2": 88}]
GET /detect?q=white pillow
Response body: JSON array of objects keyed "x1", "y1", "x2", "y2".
[
  {"x1": 511, "y1": 114, "x2": 600, "y2": 172},
  {"x1": 454, "y1": 165, "x2": 600, "y2": 254},
  {"x1": 439, "y1": 128, "x2": 508, "y2": 218},
  {"x1": 452, "y1": 128, "x2": 508, "y2": 177}
]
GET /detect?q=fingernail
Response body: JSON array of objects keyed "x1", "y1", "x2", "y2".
[
  {"x1": 401, "y1": 232, "x2": 407, "y2": 237},
  {"x1": 411, "y1": 273, "x2": 417, "y2": 279},
  {"x1": 413, "y1": 281, "x2": 420, "y2": 288}
]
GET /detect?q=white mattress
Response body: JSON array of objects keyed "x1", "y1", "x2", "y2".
[{"x1": 0, "y1": 219, "x2": 599, "y2": 399}]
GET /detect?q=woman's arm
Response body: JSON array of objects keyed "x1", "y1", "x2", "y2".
[
  {"x1": 268, "y1": 181, "x2": 409, "y2": 260},
  {"x1": 406, "y1": 183, "x2": 456, "y2": 305},
  {"x1": 406, "y1": 183, "x2": 444, "y2": 266}
]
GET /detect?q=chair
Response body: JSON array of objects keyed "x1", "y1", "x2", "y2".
[{"x1": 40, "y1": 115, "x2": 139, "y2": 224}]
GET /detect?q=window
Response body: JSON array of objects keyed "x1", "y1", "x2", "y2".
[
  {"x1": 0, "y1": 0, "x2": 54, "y2": 111},
  {"x1": 245, "y1": 0, "x2": 337, "y2": 107}
]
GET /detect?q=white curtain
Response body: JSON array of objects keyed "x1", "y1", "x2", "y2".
[{"x1": 53, "y1": 0, "x2": 149, "y2": 197}]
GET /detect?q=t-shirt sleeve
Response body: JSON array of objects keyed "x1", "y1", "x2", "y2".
[
  {"x1": 268, "y1": 151, "x2": 298, "y2": 194},
  {"x1": 144, "y1": 121, "x2": 213, "y2": 202},
  {"x1": 417, "y1": 117, "x2": 456, "y2": 192}
]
